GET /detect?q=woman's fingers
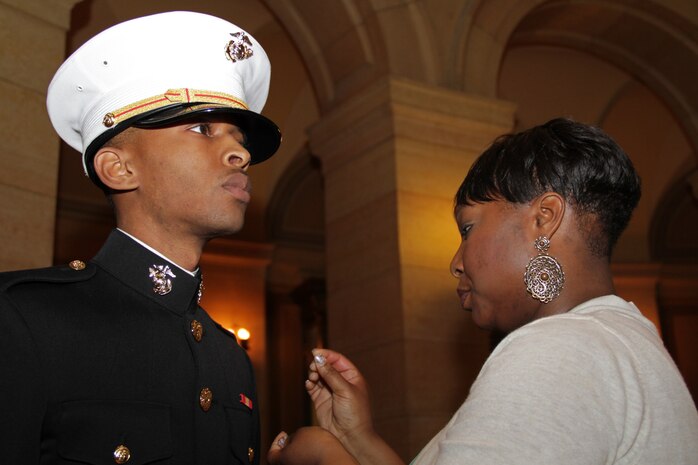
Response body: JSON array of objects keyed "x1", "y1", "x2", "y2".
[
  {"x1": 316, "y1": 348, "x2": 361, "y2": 373},
  {"x1": 269, "y1": 427, "x2": 359, "y2": 465},
  {"x1": 267, "y1": 431, "x2": 289, "y2": 464},
  {"x1": 311, "y1": 351, "x2": 354, "y2": 395}
]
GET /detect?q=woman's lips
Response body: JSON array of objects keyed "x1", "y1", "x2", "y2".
[{"x1": 457, "y1": 288, "x2": 471, "y2": 310}]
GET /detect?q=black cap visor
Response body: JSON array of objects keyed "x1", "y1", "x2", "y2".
[{"x1": 84, "y1": 102, "x2": 281, "y2": 189}]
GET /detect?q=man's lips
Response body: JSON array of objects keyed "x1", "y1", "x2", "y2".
[{"x1": 223, "y1": 172, "x2": 251, "y2": 203}]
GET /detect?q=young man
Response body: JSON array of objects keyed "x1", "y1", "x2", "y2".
[{"x1": 0, "y1": 11, "x2": 280, "y2": 464}]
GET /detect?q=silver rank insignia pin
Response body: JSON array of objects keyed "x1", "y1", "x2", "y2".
[
  {"x1": 149, "y1": 264, "x2": 176, "y2": 295},
  {"x1": 225, "y1": 32, "x2": 254, "y2": 62}
]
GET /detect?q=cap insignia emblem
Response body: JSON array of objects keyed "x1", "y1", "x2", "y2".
[
  {"x1": 225, "y1": 32, "x2": 254, "y2": 62},
  {"x1": 149, "y1": 264, "x2": 176, "y2": 296},
  {"x1": 103, "y1": 113, "x2": 115, "y2": 127}
]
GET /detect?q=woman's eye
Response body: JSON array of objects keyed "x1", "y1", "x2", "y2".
[{"x1": 459, "y1": 224, "x2": 472, "y2": 239}]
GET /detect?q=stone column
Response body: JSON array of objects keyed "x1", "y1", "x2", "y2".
[
  {"x1": 309, "y1": 77, "x2": 516, "y2": 459},
  {"x1": 201, "y1": 238, "x2": 274, "y2": 455},
  {"x1": 0, "y1": 0, "x2": 78, "y2": 271}
]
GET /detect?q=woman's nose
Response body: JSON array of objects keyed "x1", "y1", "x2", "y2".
[{"x1": 450, "y1": 247, "x2": 464, "y2": 278}]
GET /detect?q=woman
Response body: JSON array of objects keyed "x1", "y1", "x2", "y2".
[{"x1": 268, "y1": 118, "x2": 698, "y2": 465}]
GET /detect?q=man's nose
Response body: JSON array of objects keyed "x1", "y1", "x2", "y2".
[{"x1": 223, "y1": 137, "x2": 251, "y2": 171}]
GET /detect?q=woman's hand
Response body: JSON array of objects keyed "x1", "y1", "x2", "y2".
[
  {"x1": 305, "y1": 349, "x2": 405, "y2": 465},
  {"x1": 306, "y1": 349, "x2": 373, "y2": 443},
  {"x1": 267, "y1": 427, "x2": 359, "y2": 465}
]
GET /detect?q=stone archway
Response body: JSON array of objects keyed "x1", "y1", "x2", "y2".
[
  {"x1": 461, "y1": 0, "x2": 698, "y2": 151},
  {"x1": 263, "y1": 0, "x2": 389, "y2": 109},
  {"x1": 650, "y1": 168, "x2": 698, "y2": 263}
]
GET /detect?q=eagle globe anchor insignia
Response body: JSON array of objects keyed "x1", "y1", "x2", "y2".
[
  {"x1": 225, "y1": 31, "x2": 254, "y2": 62},
  {"x1": 149, "y1": 265, "x2": 176, "y2": 296}
]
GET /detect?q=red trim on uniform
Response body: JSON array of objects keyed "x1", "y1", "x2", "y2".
[{"x1": 194, "y1": 93, "x2": 246, "y2": 107}]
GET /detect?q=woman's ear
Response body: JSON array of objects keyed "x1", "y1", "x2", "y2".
[
  {"x1": 93, "y1": 147, "x2": 138, "y2": 191},
  {"x1": 533, "y1": 192, "x2": 565, "y2": 239}
]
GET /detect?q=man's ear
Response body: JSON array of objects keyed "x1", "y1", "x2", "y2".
[
  {"x1": 532, "y1": 192, "x2": 565, "y2": 239},
  {"x1": 93, "y1": 147, "x2": 138, "y2": 191}
]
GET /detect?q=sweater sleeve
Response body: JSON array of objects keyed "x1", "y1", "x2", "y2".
[{"x1": 430, "y1": 317, "x2": 631, "y2": 465}]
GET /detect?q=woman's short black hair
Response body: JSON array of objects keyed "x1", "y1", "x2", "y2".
[{"x1": 455, "y1": 118, "x2": 641, "y2": 257}]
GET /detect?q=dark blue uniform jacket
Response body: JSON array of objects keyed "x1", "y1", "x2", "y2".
[{"x1": 0, "y1": 230, "x2": 260, "y2": 465}]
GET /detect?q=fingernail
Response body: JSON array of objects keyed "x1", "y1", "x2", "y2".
[
  {"x1": 278, "y1": 434, "x2": 287, "y2": 448},
  {"x1": 314, "y1": 353, "x2": 326, "y2": 366}
]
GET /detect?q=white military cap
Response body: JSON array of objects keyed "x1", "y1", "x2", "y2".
[{"x1": 47, "y1": 11, "x2": 281, "y2": 187}]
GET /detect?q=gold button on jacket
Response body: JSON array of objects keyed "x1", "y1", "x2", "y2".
[
  {"x1": 199, "y1": 387, "x2": 213, "y2": 411},
  {"x1": 69, "y1": 259, "x2": 86, "y2": 271},
  {"x1": 190, "y1": 319, "x2": 203, "y2": 342},
  {"x1": 113, "y1": 444, "x2": 130, "y2": 464}
]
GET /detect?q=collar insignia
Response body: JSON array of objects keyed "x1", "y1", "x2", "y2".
[
  {"x1": 225, "y1": 32, "x2": 254, "y2": 62},
  {"x1": 149, "y1": 264, "x2": 176, "y2": 296}
]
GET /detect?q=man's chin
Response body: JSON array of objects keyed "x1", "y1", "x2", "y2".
[{"x1": 201, "y1": 220, "x2": 246, "y2": 240}]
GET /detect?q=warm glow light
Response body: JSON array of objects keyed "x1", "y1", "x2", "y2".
[
  {"x1": 236, "y1": 327, "x2": 250, "y2": 341},
  {"x1": 227, "y1": 328, "x2": 236, "y2": 335}
]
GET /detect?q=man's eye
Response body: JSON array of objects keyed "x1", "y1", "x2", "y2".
[
  {"x1": 459, "y1": 224, "x2": 472, "y2": 239},
  {"x1": 190, "y1": 123, "x2": 211, "y2": 136}
]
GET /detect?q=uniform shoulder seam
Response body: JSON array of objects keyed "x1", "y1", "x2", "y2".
[{"x1": 0, "y1": 262, "x2": 97, "y2": 293}]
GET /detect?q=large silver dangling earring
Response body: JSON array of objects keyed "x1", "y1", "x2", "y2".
[{"x1": 524, "y1": 236, "x2": 564, "y2": 303}]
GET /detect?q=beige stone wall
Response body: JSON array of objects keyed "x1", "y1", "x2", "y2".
[{"x1": 0, "y1": 0, "x2": 77, "y2": 271}]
